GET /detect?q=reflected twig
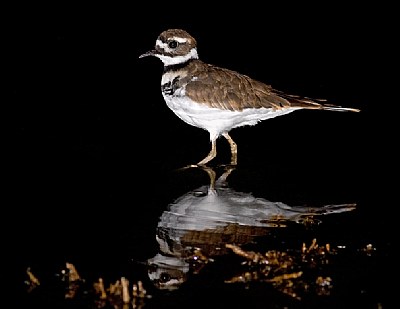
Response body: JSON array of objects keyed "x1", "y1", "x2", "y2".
[
  {"x1": 224, "y1": 239, "x2": 339, "y2": 300},
  {"x1": 25, "y1": 267, "x2": 40, "y2": 292}
]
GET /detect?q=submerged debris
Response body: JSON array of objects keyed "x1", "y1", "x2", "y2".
[
  {"x1": 23, "y1": 237, "x2": 378, "y2": 306},
  {"x1": 93, "y1": 278, "x2": 107, "y2": 300},
  {"x1": 224, "y1": 239, "x2": 337, "y2": 299},
  {"x1": 63, "y1": 262, "x2": 84, "y2": 299},
  {"x1": 65, "y1": 262, "x2": 81, "y2": 282},
  {"x1": 25, "y1": 267, "x2": 40, "y2": 292},
  {"x1": 361, "y1": 243, "x2": 377, "y2": 256},
  {"x1": 26, "y1": 262, "x2": 151, "y2": 309},
  {"x1": 94, "y1": 276, "x2": 151, "y2": 308}
]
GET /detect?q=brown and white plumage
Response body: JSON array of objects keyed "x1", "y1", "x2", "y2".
[{"x1": 140, "y1": 29, "x2": 360, "y2": 166}]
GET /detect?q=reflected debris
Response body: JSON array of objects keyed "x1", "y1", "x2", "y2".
[
  {"x1": 24, "y1": 263, "x2": 151, "y2": 309},
  {"x1": 25, "y1": 267, "x2": 40, "y2": 293},
  {"x1": 147, "y1": 166, "x2": 356, "y2": 290},
  {"x1": 225, "y1": 240, "x2": 335, "y2": 299}
]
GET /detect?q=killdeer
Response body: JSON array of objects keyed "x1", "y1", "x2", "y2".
[{"x1": 139, "y1": 29, "x2": 360, "y2": 166}]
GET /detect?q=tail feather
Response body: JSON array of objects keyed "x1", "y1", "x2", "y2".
[
  {"x1": 319, "y1": 104, "x2": 361, "y2": 112},
  {"x1": 273, "y1": 90, "x2": 361, "y2": 112}
]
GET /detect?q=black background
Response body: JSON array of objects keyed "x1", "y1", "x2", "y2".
[
  {"x1": 6, "y1": 2, "x2": 396, "y2": 308},
  {"x1": 8, "y1": 4, "x2": 393, "y2": 203}
]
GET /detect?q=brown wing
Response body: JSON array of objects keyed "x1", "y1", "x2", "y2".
[{"x1": 184, "y1": 60, "x2": 327, "y2": 111}]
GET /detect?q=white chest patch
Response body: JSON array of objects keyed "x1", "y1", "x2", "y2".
[{"x1": 161, "y1": 71, "x2": 187, "y2": 97}]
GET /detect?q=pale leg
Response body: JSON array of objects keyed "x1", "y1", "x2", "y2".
[
  {"x1": 197, "y1": 139, "x2": 217, "y2": 166},
  {"x1": 222, "y1": 133, "x2": 237, "y2": 165}
]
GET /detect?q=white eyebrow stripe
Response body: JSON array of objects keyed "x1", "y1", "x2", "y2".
[{"x1": 172, "y1": 36, "x2": 188, "y2": 43}]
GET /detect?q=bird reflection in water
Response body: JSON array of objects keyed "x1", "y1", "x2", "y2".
[{"x1": 147, "y1": 166, "x2": 356, "y2": 290}]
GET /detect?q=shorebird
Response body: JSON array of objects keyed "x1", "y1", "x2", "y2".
[{"x1": 139, "y1": 29, "x2": 360, "y2": 166}]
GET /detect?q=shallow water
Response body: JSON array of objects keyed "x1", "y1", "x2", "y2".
[{"x1": 13, "y1": 152, "x2": 392, "y2": 308}]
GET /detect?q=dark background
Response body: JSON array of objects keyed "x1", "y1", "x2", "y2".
[
  {"x1": 8, "y1": 4, "x2": 393, "y2": 204},
  {"x1": 6, "y1": 2, "x2": 395, "y2": 308}
]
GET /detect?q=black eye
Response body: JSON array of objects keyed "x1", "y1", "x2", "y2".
[
  {"x1": 159, "y1": 272, "x2": 171, "y2": 283},
  {"x1": 168, "y1": 40, "x2": 178, "y2": 49}
]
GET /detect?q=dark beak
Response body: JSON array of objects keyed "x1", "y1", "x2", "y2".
[{"x1": 139, "y1": 50, "x2": 157, "y2": 58}]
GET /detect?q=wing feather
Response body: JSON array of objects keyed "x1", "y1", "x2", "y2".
[{"x1": 184, "y1": 60, "x2": 359, "y2": 112}]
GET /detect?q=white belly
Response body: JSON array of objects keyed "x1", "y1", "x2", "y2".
[{"x1": 163, "y1": 94, "x2": 299, "y2": 141}]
